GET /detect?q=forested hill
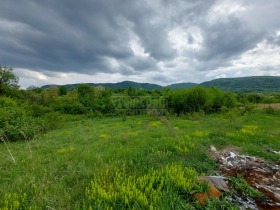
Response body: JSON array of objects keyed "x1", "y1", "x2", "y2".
[
  {"x1": 166, "y1": 83, "x2": 197, "y2": 89},
  {"x1": 42, "y1": 76, "x2": 280, "y2": 92},
  {"x1": 42, "y1": 81, "x2": 163, "y2": 90},
  {"x1": 201, "y1": 76, "x2": 280, "y2": 93}
]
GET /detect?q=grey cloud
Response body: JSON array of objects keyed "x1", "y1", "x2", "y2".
[
  {"x1": 126, "y1": 56, "x2": 158, "y2": 72},
  {"x1": 0, "y1": 0, "x2": 135, "y2": 73},
  {"x1": 203, "y1": 20, "x2": 260, "y2": 59},
  {"x1": 0, "y1": 0, "x2": 279, "y2": 87},
  {"x1": 192, "y1": 17, "x2": 264, "y2": 71},
  {"x1": 267, "y1": 34, "x2": 280, "y2": 46},
  {"x1": 0, "y1": 0, "x2": 180, "y2": 74}
]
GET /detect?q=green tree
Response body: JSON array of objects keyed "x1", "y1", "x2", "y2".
[
  {"x1": 59, "y1": 86, "x2": 68, "y2": 96},
  {"x1": 77, "y1": 84, "x2": 94, "y2": 108},
  {"x1": 0, "y1": 66, "x2": 19, "y2": 93}
]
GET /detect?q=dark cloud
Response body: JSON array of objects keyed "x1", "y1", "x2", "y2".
[
  {"x1": 201, "y1": 18, "x2": 263, "y2": 60},
  {"x1": 0, "y1": 0, "x2": 218, "y2": 73},
  {"x1": 267, "y1": 34, "x2": 280, "y2": 46},
  {"x1": 192, "y1": 17, "x2": 264, "y2": 71},
  {"x1": 0, "y1": 0, "x2": 135, "y2": 73},
  {"x1": 0, "y1": 0, "x2": 279, "y2": 87}
]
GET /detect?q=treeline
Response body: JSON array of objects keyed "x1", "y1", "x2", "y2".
[{"x1": 1, "y1": 66, "x2": 280, "y2": 142}]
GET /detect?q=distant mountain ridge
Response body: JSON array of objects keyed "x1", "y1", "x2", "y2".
[
  {"x1": 42, "y1": 76, "x2": 280, "y2": 92},
  {"x1": 42, "y1": 81, "x2": 164, "y2": 90},
  {"x1": 167, "y1": 82, "x2": 197, "y2": 89},
  {"x1": 200, "y1": 76, "x2": 280, "y2": 92}
]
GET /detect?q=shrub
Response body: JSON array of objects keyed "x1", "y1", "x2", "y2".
[
  {"x1": 0, "y1": 106, "x2": 42, "y2": 141},
  {"x1": 0, "y1": 97, "x2": 63, "y2": 142},
  {"x1": 39, "y1": 112, "x2": 65, "y2": 132},
  {"x1": 264, "y1": 106, "x2": 275, "y2": 114}
]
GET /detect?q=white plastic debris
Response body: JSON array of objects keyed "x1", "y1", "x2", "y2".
[
  {"x1": 229, "y1": 152, "x2": 236, "y2": 158},
  {"x1": 210, "y1": 145, "x2": 217, "y2": 153}
]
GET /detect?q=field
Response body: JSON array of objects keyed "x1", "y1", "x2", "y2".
[
  {"x1": 0, "y1": 109, "x2": 280, "y2": 209},
  {"x1": 256, "y1": 103, "x2": 280, "y2": 109}
]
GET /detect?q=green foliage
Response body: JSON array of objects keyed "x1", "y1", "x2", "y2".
[
  {"x1": 0, "y1": 66, "x2": 19, "y2": 93},
  {"x1": 0, "y1": 97, "x2": 64, "y2": 142},
  {"x1": 230, "y1": 176, "x2": 263, "y2": 198},
  {"x1": 59, "y1": 85, "x2": 67, "y2": 96},
  {"x1": 202, "y1": 197, "x2": 238, "y2": 210},
  {"x1": 0, "y1": 105, "x2": 42, "y2": 142},
  {"x1": 77, "y1": 84, "x2": 94, "y2": 107},
  {"x1": 191, "y1": 181, "x2": 210, "y2": 193},
  {"x1": 264, "y1": 106, "x2": 275, "y2": 114},
  {"x1": 0, "y1": 111, "x2": 279, "y2": 208},
  {"x1": 0, "y1": 193, "x2": 30, "y2": 210},
  {"x1": 169, "y1": 86, "x2": 237, "y2": 115},
  {"x1": 39, "y1": 112, "x2": 65, "y2": 132},
  {"x1": 85, "y1": 164, "x2": 197, "y2": 209}
]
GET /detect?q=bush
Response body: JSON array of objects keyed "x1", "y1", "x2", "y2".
[
  {"x1": 0, "y1": 106, "x2": 43, "y2": 141},
  {"x1": 169, "y1": 87, "x2": 237, "y2": 115},
  {"x1": 264, "y1": 106, "x2": 275, "y2": 114},
  {"x1": 39, "y1": 112, "x2": 65, "y2": 132},
  {"x1": 0, "y1": 97, "x2": 64, "y2": 142}
]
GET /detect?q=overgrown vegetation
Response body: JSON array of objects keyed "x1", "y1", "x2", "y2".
[{"x1": 0, "y1": 65, "x2": 279, "y2": 209}]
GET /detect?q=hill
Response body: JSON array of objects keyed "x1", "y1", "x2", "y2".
[
  {"x1": 201, "y1": 76, "x2": 280, "y2": 93},
  {"x1": 167, "y1": 82, "x2": 197, "y2": 89},
  {"x1": 41, "y1": 76, "x2": 280, "y2": 92},
  {"x1": 42, "y1": 81, "x2": 163, "y2": 90}
]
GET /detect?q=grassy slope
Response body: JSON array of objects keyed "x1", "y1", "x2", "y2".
[{"x1": 0, "y1": 110, "x2": 279, "y2": 208}]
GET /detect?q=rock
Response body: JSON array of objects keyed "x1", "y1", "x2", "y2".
[
  {"x1": 207, "y1": 185, "x2": 222, "y2": 198},
  {"x1": 199, "y1": 176, "x2": 230, "y2": 192},
  {"x1": 210, "y1": 145, "x2": 217, "y2": 153},
  {"x1": 194, "y1": 192, "x2": 208, "y2": 205}
]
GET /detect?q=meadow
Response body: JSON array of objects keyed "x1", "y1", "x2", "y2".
[{"x1": 1, "y1": 109, "x2": 279, "y2": 209}]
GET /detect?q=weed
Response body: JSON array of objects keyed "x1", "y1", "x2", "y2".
[
  {"x1": 230, "y1": 175, "x2": 263, "y2": 198},
  {"x1": 0, "y1": 192, "x2": 34, "y2": 210},
  {"x1": 240, "y1": 125, "x2": 259, "y2": 136},
  {"x1": 85, "y1": 164, "x2": 197, "y2": 209},
  {"x1": 56, "y1": 146, "x2": 74, "y2": 154}
]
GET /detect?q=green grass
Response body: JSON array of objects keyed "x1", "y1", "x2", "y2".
[{"x1": 0, "y1": 109, "x2": 279, "y2": 209}]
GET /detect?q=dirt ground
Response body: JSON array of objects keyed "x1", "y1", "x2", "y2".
[{"x1": 256, "y1": 103, "x2": 280, "y2": 109}]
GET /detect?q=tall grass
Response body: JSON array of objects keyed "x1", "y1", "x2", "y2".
[{"x1": 0, "y1": 110, "x2": 279, "y2": 208}]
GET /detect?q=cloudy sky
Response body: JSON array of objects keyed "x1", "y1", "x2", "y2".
[{"x1": 1, "y1": 0, "x2": 280, "y2": 88}]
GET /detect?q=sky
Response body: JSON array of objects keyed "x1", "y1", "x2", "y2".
[{"x1": 0, "y1": 0, "x2": 280, "y2": 88}]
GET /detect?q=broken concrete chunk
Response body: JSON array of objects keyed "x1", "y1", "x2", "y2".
[
  {"x1": 209, "y1": 145, "x2": 280, "y2": 209},
  {"x1": 198, "y1": 176, "x2": 230, "y2": 192},
  {"x1": 210, "y1": 145, "x2": 217, "y2": 153}
]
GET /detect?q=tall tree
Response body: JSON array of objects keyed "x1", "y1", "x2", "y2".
[{"x1": 0, "y1": 66, "x2": 19, "y2": 91}]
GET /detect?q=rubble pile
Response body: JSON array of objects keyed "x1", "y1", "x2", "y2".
[{"x1": 211, "y1": 146, "x2": 280, "y2": 209}]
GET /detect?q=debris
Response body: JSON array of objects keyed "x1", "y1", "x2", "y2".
[
  {"x1": 268, "y1": 149, "x2": 280, "y2": 155},
  {"x1": 228, "y1": 195, "x2": 259, "y2": 210},
  {"x1": 207, "y1": 185, "x2": 222, "y2": 198},
  {"x1": 194, "y1": 192, "x2": 208, "y2": 205},
  {"x1": 210, "y1": 145, "x2": 217, "y2": 153},
  {"x1": 198, "y1": 176, "x2": 230, "y2": 192},
  {"x1": 211, "y1": 146, "x2": 280, "y2": 209},
  {"x1": 229, "y1": 152, "x2": 236, "y2": 158},
  {"x1": 193, "y1": 185, "x2": 222, "y2": 205}
]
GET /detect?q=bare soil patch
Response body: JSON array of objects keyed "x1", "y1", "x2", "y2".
[{"x1": 256, "y1": 103, "x2": 280, "y2": 109}]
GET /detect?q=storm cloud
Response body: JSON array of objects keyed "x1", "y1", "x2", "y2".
[{"x1": 0, "y1": 0, "x2": 279, "y2": 88}]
